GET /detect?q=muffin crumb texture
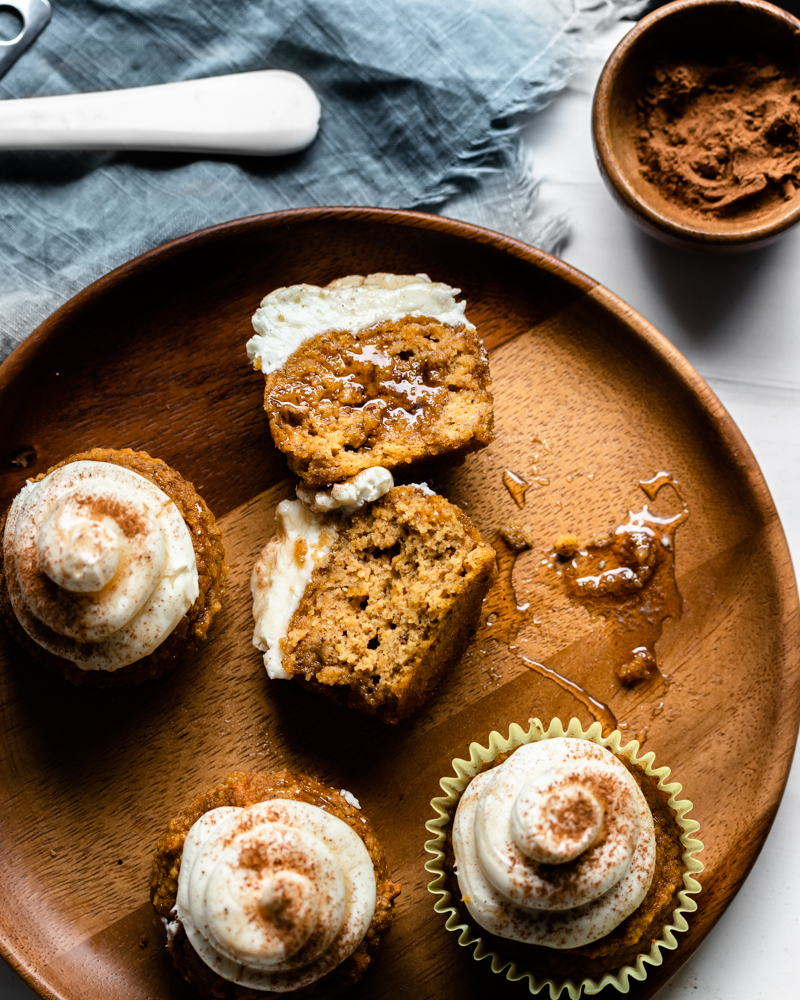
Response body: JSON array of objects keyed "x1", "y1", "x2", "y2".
[{"x1": 283, "y1": 486, "x2": 496, "y2": 722}]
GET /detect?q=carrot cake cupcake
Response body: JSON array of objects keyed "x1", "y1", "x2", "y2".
[
  {"x1": 0, "y1": 448, "x2": 226, "y2": 685},
  {"x1": 246, "y1": 273, "x2": 494, "y2": 486},
  {"x1": 251, "y1": 475, "x2": 496, "y2": 723},
  {"x1": 425, "y1": 718, "x2": 703, "y2": 996},
  {"x1": 151, "y1": 770, "x2": 400, "y2": 998}
]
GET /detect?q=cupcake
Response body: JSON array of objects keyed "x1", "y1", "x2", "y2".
[
  {"x1": 150, "y1": 771, "x2": 400, "y2": 998},
  {"x1": 251, "y1": 477, "x2": 497, "y2": 723},
  {"x1": 425, "y1": 718, "x2": 703, "y2": 997},
  {"x1": 0, "y1": 448, "x2": 226, "y2": 685},
  {"x1": 246, "y1": 273, "x2": 494, "y2": 487}
]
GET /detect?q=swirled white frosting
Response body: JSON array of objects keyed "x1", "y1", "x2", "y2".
[
  {"x1": 246, "y1": 272, "x2": 475, "y2": 374},
  {"x1": 452, "y1": 739, "x2": 656, "y2": 949},
  {"x1": 2, "y1": 460, "x2": 199, "y2": 671},
  {"x1": 176, "y1": 799, "x2": 376, "y2": 992}
]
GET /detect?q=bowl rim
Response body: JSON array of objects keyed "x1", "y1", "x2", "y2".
[{"x1": 592, "y1": 0, "x2": 800, "y2": 248}]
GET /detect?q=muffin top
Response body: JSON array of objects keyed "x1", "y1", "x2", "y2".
[
  {"x1": 2, "y1": 459, "x2": 198, "y2": 671},
  {"x1": 175, "y1": 798, "x2": 377, "y2": 991},
  {"x1": 452, "y1": 738, "x2": 657, "y2": 949}
]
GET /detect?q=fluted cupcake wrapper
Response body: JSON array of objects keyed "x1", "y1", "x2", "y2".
[{"x1": 424, "y1": 717, "x2": 704, "y2": 998}]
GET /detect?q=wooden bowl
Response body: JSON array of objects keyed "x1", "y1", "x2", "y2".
[
  {"x1": 0, "y1": 208, "x2": 798, "y2": 1000},
  {"x1": 592, "y1": 0, "x2": 800, "y2": 252}
]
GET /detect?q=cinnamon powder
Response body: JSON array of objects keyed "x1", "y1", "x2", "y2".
[{"x1": 636, "y1": 59, "x2": 800, "y2": 218}]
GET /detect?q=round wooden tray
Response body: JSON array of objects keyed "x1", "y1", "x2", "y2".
[{"x1": 0, "y1": 208, "x2": 798, "y2": 1000}]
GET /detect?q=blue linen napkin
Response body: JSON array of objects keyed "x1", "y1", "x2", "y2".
[{"x1": 0, "y1": 0, "x2": 638, "y2": 361}]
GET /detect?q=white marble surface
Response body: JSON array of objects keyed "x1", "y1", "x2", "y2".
[{"x1": 2, "y1": 19, "x2": 799, "y2": 1000}]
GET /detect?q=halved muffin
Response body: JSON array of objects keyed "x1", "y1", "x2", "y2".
[
  {"x1": 251, "y1": 483, "x2": 496, "y2": 722},
  {"x1": 246, "y1": 273, "x2": 494, "y2": 486}
]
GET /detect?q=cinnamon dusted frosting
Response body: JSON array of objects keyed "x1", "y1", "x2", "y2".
[
  {"x1": 2, "y1": 461, "x2": 198, "y2": 671},
  {"x1": 175, "y1": 799, "x2": 376, "y2": 991},
  {"x1": 452, "y1": 739, "x2": 656, "y2": 949},
  {"x1": 246, "y1": 272, "x2": 474, "y2": 374}
]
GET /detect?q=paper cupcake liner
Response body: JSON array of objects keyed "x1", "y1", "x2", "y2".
[{"x1": 424, "y1": 717, "x2": 704, "y2": 998}]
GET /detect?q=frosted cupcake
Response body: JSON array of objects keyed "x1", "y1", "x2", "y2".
[
  {"x1": 246, "y1": 273, "x2": 494, "y2": 486},
  {"x1": 425, "y1": 718, "x2": 703, "y2": 997},
  {"x1": 0, "y1": 448, "x2": 226, "y2": 685},
  {"x1": 150, "y1": 771, "x2": 400, "y2": 998},
  {"x1": 251, "y1": 475, "x2": 496, "y2": 722}
]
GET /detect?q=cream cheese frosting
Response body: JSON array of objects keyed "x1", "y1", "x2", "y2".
[
  {"x1": 452, "y1": 739, "x2": 656, "y2": 949},
  {"x1": 2, "y1": 461, "x2": 198, "y2": 671},
  {"x1": 246, "y1": 272, "x2": 475, "y2": 374},
  {"x1": 251, "y1": 499, "x2": 337, "y2": 680},
  {"x1": 175, "y1": 799, "x2": 376, "y2": 992},
  {"x1": 295, "y1": 467, "x2": 394, "y2": 515}
]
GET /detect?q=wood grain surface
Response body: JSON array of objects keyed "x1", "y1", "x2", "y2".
[{"x1": 0, "y1": 208, "x2": 798, "y2": 1000}]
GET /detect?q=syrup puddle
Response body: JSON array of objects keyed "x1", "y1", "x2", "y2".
[
  {"x1": 474, "y1": 529, "x2": 617, "y2": 734},
  {"x1": 470, "y1": 472, "x2": 688, "y2": 736},
  {"x1": 554, "y1": 472, "x2": 688, "y2": 685},
  {"x1": 502, "y1": 469, "x2": 530, "y2": 508}
]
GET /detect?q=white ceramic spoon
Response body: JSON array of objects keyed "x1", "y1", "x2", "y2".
[{"x1": 0, "y1": 70, "x2": 321, "y2": 155}]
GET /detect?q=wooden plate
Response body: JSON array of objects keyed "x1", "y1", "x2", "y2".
[{"x1": 0, "y1": 208, "x2": 798, "y2": 1000}]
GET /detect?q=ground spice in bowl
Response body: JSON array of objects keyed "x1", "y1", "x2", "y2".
[{"x1": 636, "y1": 58, "x2": 800, "y2": 218}]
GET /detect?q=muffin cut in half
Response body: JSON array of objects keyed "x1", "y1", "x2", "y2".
[
  {"x1": 0, "y1": 448, "x2": 226, "y2": 686},
  {"x1": 246, "y1": 273, "x2": 494, "y2": 487},
  {"x1": 151, "y1": 770, "x2": 400, "y2": 999},
  {"x1": 251, "y1": 482, "x2": 497, "y2": 723}
]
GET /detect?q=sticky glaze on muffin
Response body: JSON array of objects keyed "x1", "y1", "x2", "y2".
[
  {"x1": 0, "y1": 448, "x2": 226, "y2": 685},
  {"x1": 246, "y1": 273, "x2": 494, "y2": 487}
]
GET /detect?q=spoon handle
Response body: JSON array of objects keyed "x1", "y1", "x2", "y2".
[{"x1": 0, "y1": 70, "x2": 320, "y2": 155}]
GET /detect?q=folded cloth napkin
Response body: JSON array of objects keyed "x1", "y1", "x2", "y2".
[{"x1": 0, "y1": 0, "x2": 639, "y2": 362}]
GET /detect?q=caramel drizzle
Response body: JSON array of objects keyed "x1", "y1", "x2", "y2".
[
  {"x1": 518, "y1": 655, "x2": 618, "y2": 734},
  {"x1": 557, "y1": 472, "x2": 688, "y2": 684},
  {"x1": 502, "y1": 469, "x2": 530, "y2": 509},
  {"x1": 472, "y1": 535, "x2": 618, "y2": 735},
  {"x1": 470, "y1": 472, "x2": 688, "y2": 736}
]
